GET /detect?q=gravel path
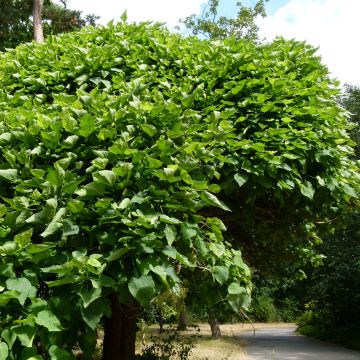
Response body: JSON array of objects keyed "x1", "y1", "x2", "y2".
[{"x1": 239, "y1": 326, "x2": 360, "y2": 360}]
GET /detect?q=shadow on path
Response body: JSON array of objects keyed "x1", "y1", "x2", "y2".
[{"x1": 239, "y1": 326, "x2": 360, "y2": 360}]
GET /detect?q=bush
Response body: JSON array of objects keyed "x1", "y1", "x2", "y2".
[
  {"x1": 250, "y1": 295, "x2": 278, "y2": 322},
  {"x1": 136, "y1": 326, "x2": 198, "y2": 360}
]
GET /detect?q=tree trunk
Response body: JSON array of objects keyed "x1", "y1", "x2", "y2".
[
  {"x1": 156, "y1": 308, "x2": 164, "y2": 334},
  {"x1": 178, "y1": 310, "x2": 188, "y2": 331},
  {"x1": 33, "y1": 0, "x2": 44, "y2": 43},
  {"x1": 102, "y1": 294, "x2": 139, "y2": 360},
  {"x1": 208, "y1": 313, "x2": 221, "y2": 339}
]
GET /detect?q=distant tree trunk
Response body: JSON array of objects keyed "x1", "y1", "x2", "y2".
[
  {"x1": 156, "y1": 308, "x2": 164, "y2": 333},
  {"x1": 33, "y1": 0, "x2": 44, "y2": 42},
  {"x1": 178, "y1": 310, "x2": 188, "y2": 330},
  {"x1": 102, "y1": 294, "x2": 139, "y2": 360},
  {"x1": 208, "y1": 312, "x2": 221, "y2": 339}
]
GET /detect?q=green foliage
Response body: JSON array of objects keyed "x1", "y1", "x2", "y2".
[
  {"x1": 136, "y1": 326, "x2": 198, "y2": 360},
  {"x1": 339, "y1": 84, "x2": 360, "y2": 158},
  {"x1": 297, "y1": 213, "x2": 360, "y2": 349},
  {"x1": 181, "y1": 0, "x2": 267, "y2": 41},
  {"x1": 0, "y1": 20, "x2": 358, "y2": 358},
  {"x1": 0, "y1": 0, "x2": 98, "y2": 51},
  {"x1": 250, "y1": 294, "x2": 277, "y2": 322}
]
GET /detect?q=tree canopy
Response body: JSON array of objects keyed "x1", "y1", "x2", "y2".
[
  {"x1": 340, "y1": 84, "x2": 360, "y2": 158},
  {"x1": 0, "y1": 0, "x2": 98, "y2": 50},
  {"x1": 181, "y1": 0, "x2": 267, "y2": 41},
  {"x1": 0, "y1": 20, "x2": 358, "y2": 359}
]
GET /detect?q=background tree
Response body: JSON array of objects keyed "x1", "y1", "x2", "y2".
[
  {"x1": 33, "y1": 0, "x2": 44, "y2": 42},
  {"x1": 340, "y1": 84, "x2": 360, "y2": 158},
  {"x1": 0, "y1": 0, "x2": 98, "y2": 50},
  {"x1": 181, "y1": 0, "x2": 267, "y2": 41},
  {"x1": 297, "y1": 85, "x2": 360, "y2": 348}
]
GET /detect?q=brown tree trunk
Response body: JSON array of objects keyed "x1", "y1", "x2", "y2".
[
  {"x1": 178, "y1": 310, "x2": 188, "y2": 330},
  {"x1": 33, "y1": 0, "x2": 44, "y2": 43},
  {"x1": 156, "y1": 308, "x2": 164, "y2": 333},
  {"x1": 102, "y1": 294, "x2": 139, "y2": 360},
  {"x1": 208, "y1": 313, "x2": 221, "y2": 339}
]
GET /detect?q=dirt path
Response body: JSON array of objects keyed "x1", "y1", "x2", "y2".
[{"x1": 239, "y1": 326, "x2": 360, "y2": 360}]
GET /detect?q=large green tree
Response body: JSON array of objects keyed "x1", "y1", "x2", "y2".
[
  {"x1": 181, "y1": 0, "x2": 267, "y2": 41},
  {"x1": 0, "y1": 21, "x2": 358, "y2": 360},
  {"x1": 0, "y1": 0, "x2": 98, "y2": 50}
]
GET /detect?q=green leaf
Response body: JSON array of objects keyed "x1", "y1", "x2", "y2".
[
  {"x1": 0, "y1": 169, "x2": 18, "y2": 182},
  {"x1": 49, "y1": 345, "x2": 74, "y2": 360},
  {"x1": 182, "y1": 93, "x2": 196, "y2": 108},
  {"x1": 128, "y1": 275, "x2": 155, "y2": 306},
  {"x1": 0, "y1": 263, "x2": 16, "y2": 278},
  {"x1": 93, "y1": 170, "x2": 117, "y2": 186},
  {"x1": 228, "y1": 282, "x2": 246, "y2": 295},
  {"x1": 40, "y1": 208, "x2": 66, "y2": 238},
  {"x1": 14, "y1": 228, "x2": 33, "y2": 248},
  {"x1": 164, "y1": 225, "x2": 176, "y2": 245},
  {"x1": 11, "y1": 325, "x2": 37, "y2": 347},
  {"x1": 234, "y1": 173, "x2": 248, "y2": 187},
  {"x1": 21, "y1": 347, "x2": 42, "y2": 360},
  {"x1": 63, "y1": 219, "x2": 80, "y2": 236},
  {"x1": 0, "y1": 342, "x2": 8, "y2": 359},
  {"x1": 149, "y1": 265, "x2": 169, "y2": 286},
  {"x1": 159, "y1": 214, "x2": 181, "y2": 225},
  {"x1": 342, "y1": 183, "x2": 357, "y2": 198},
  {"x1": 200, "y1": 191, "x2": 231, "y2": 211},
  {"x1": 107, "y1": 247, "x2": 130, "y2": 262},
  {"x1": 26, "y1": 243, "x2": 55, "y2": 254},
  {"x1": 209, "y1": 243, "x2": 225, "y2": 257},
  {"x1": 78, "y1": 288, "x2": 102, "y2": 308},
  {"x1": 34, "y1": 310, "x2": 63, "y2": 332},
  {"x1": 87, "y1": 257, "x2": 102, "y2": 268},
  {"x1": 141, "y1": 124, "x2": 157, "y2": 137},
  {"x1": 6, "y1": 277, "x2": 37, "y2": 305},
  {"x1": 213, "y1": 266, "x2": 229, "y2": 285},
  {"x1": 80, "y1": 299, "x2": 105, "y2": 330},
  {"x1": 162, "y1": 246, "x2": 177, "y2": 259},
  {"x1": 300, "y1": 181, "x2": 315, "y2": 199}
]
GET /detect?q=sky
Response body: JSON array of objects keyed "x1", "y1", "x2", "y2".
[{"x1": 56, "y1": 0, "x2": 360, "y2": 85}]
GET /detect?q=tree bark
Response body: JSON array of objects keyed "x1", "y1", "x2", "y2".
[
  {"x1": 33, "y1": 0, "x2": 44, "y2": 43},
  {"x1": 208, "y1": 313, "x2": 221, "y2": 339},
  {"x1": 102, "y1": 294, "x2": 139, "y2": 360}
]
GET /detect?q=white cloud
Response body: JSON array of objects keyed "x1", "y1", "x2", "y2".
[
  {"x1": 257, "y1": 0, "x2": 360, "y2": 85},
  {"x1": 59, "y1": 0, "x2": 206, "y2": 28}
]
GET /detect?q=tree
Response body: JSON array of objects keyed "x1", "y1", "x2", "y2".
[
  {"x1": 339, "y1": 84, "x2": 360, "y2": 158},
  {"x1": 33, "y1": 0, "x2": 44, "y2": 42},
  {"x1": 0, "y1": 0, "x2": 98, "y2": 50},
  {"x1": 0, "y1": 21, "x2": 358, "y2": 360},
  {"x1": 181, "y1": 0, "x2": 267, "y2": 41}
]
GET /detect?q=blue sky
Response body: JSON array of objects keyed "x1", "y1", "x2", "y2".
[{"x1": 56, "y1": 0, "x2": 360, "y2": 85}]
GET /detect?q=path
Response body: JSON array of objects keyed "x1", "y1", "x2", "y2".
[{"x1": 239, "y1": 326, "x2": 360, "y2": 360}]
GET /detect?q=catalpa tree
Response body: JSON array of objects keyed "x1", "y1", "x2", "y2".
[{"x1": 0, "y1": 20, "x2": 358, "y2": 360}]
